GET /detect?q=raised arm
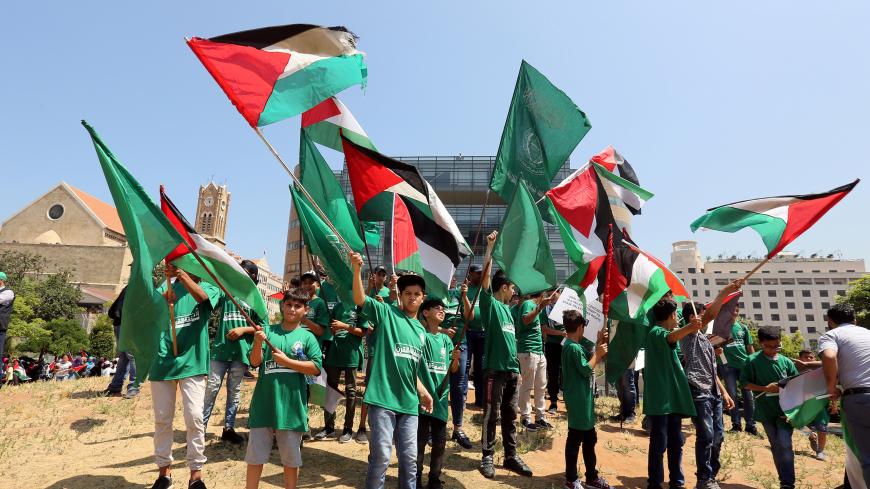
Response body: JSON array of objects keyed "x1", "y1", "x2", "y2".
[
  {"x1": 173, "y1": 267, "x2": 209, "y2": 304},
  {"x1": 667, "y1": 316, "x2": 703, "y2": 344},
  {"x1": 481, "y1": 231, "x2": 498, "y2": 291},
  {"x1": 350, "y1": 252, "x2": 366, "y2": 307},
  {"x1": 701, "y1": 279, "x2": 744, "y2": 325}
]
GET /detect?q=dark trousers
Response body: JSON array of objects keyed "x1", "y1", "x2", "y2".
[
  {"x1": 324, "y1": 366, "x2": 357, "y2": 431},
  {"x1": 448, "y1": 344, "x2": 468, "y2": 427},
  {"x1": 565, "y1": 427, "x2": 599, "y2": 483},
  {"x1": 544, "y1": 342, "x2": 562, "y2": 405},
  {"x1": 481, "y1": 370, "x2": 518, "y2": 459},
  {"x1": 617, "y1": 368, "x2": 638, "y2": 419},
  {"x1": 648, "y1": 414, "x2": 685, "y2": 487},
  {"x1": 416, "y1": 415, "x2": 447, "y2": 486},
  {"x1": 691, "y1": 392, "x2": 724, "y2": 481},
  {"x1": 466, "y1": 331, "x2": 486, "y2": 407}
]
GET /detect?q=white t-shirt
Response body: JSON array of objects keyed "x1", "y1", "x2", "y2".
[{"x1": 819, "y1": 324, "x2": 870, "y2": 390}]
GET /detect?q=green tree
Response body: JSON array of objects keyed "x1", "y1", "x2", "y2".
[
  {"x1": 88, "y1": 315, "x2": 116, "y2": 358},
  {"x1": 837, "y1": 275, "x2": 870, "y2": 327},
  {"x1": 7, "y1": 320, "x2": 51, "y2": 354},
  {"x1": 44, "y1": 319, "x2": 89, "y2": 356},
  {"x1": 0, "y1": 250, "x2": 47, "y2": 287},
  {"x1": 779, "y1": 330, "x2": 805, "y2": 358},
  {"x1": 33, "y1": 270, "x2": 83, "y2": 321}
]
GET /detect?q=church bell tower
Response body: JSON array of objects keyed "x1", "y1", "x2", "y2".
[{"x1": 194, "y1": 182, "x2": 230, "y2": 247}]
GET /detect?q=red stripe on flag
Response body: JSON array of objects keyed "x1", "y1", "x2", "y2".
[
  {"x1": 301, "y1": 97, "x2": 341, "y2": 128},
  {"x1": 391, "y1": 195, "x2": 418, "y2": 267},
  {"x1": 546, "y1": 167, "x2": 599, "y2": 237},
  {"x1": 160, "y1": 186, "x2": 197, "y2": 262},
  {"x1": 625, "y1": 241, "x2": 690, "y2": 298},
  {"x1": 187, "y1": 38, "x2": 289, "y2": 127},
  {"x1": 342, "y1": 137, "x2": 407, "y2": 213},
  {"x1": 590, "y1": 146, "x2": 618, "y2": 172},
  {"x1": 770, "y1": 186, "x2": 856, "y2": 257}
]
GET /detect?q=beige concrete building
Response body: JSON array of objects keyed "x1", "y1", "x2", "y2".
[
  {"x1": 670, "y1": 240, "x2": 866, "y2": 348},
  {"x1": 0, "y1": 182, "x2": 132, "y2": 295},
  {"x1": 194, "y1": 182, "x2": 231, "y2": 247},
  {"x1": 251, "y1": 255, "x2": 283, "y2": 321}
]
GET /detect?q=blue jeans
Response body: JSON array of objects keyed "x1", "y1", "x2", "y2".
[
  {"x1": 366, "y1": 405, "x2": 418, "y2": 489},
  {"x1": 761, "y1": 422, "x2": 795, "y2": 488},
  {"x1": 691, "y1": 392, "x2": 724, "y2": 481},
  {"x1": 449, "y1": 344, "x2": 468, "y2": 427},
  {"x1": 720, "y1": 364, "x2": 755, "y2": 430},
  {"x1": 466, "y1": 330, "x2": 486, "y2": 407},
  {"x1": 617, "y1": 368, "x2": 638, "y2": 419},
  {"x1": 843, "y1": 393, "x2": 870, "y2": 488},
  {"x1": 202, "y1": 359, "x2": 245, "y2": 429},
  {"x1": 648, "y1": 414, "x2": 685, "y2": 487}
]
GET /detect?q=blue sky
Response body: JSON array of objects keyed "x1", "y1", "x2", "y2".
[{"x1": 2, "y1": 2, "x2": 867, "y2": 277}]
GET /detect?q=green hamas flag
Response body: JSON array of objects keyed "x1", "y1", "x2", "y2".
[
  {"x1": 299, "y1": 131, "x2": 379, "y2": 249},
  {"x1": 290, "y1": 185, "x2": 355, "y2": 307},
  {"x1": 493, "y1": 181, "x2": 556, "y2": 295},
  {"x1": 82, "y1": 121, "x2": 184, "y2": 382},
  {"x1": 490, "y1": 60, "x2": 591, "y2": 206}
]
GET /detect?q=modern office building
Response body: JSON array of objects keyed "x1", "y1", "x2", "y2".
[
  {"x1": 284, "y1": 155, "x2": 578, "y2": 286},
  {"x1": 669, "y1": 240, "x2": 866, "y2": 348}
]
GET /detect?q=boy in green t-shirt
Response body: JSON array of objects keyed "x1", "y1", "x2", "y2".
[
  {"x1": 349, "y1": 252, "x2": 434, "y2": 489},
  {"x1": 416, "y1": 298, "x2": 461, "y2": 489},
  {"x1": 561, "y1": 309, "x2": 612, "y2": 489},
  {"x1": 150, "y1": 265, "x2": 221, "y2": 489},
  {"x1": 516, "y1": 290, "x2": 557, "y2": 432},
  {"x1": 645, "y1": 298, "x2": 701, "y2": 489},
  {"x1": 742, "y1": 327, "x2": 799, "y2": 489},
  {"x1": 244, "y1": 288, "x2": 322, "y2": 489},
  {"x1": 478, "y1": 231, "x2": 533, "y2": 479},
  {"x1": 717, "y1": 305, "x2": 758, "y2": 435}
]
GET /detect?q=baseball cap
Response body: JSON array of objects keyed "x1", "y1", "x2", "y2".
[
  {"x1": 468, "y1": 265, "x2": 483, "y2": 274},
  {"x1": 0, "y1": 272, "x2": 7, "y2": 281}
]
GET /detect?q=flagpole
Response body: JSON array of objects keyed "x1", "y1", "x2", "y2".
[
  {"x1": 357, "y1": 220, "x2": 376, "y2": 277},
  {"x1": 741, "y1": 255, "x2": 774, "y2": 282},
  {"x1": 164, "y1": 261, "x2": 179, "y2": 356},
  {"x1": 252, "y1": 126, "x2": 353, "y2": 251},
  {"x1": 463, "y1": 189, "x2": 491, "y2": 279},
  {"x1": 179, "y1": 242, "x2": 280, "y2": 354}
]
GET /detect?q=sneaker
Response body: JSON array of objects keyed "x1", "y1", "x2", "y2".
[
  {"x1": 124, "y1": 389, "x2": 140, "y2": 399},
  {"x1": 535, "y1": 418, "x2": 553, "y2": 430},
  {"x1": 426, "y1": 433, "x2": 432, "y2": 447},
  {"x1": 468, "y1": 381, "x2": 475, "y2": 391},
  {"x1": 522, "y1": 420, "x2": 538, "y2": 432},
  {"x1": 745, "y1": 426, "x2": 761, "y2": 437},
  {"x1": 729, "y1": 425, "x2": 743, "y2": 433},
  {"x1": 102, "y1": 389, "x2": 123, "y2": 397},
  {"x1": 338, "y1": 429, "x2": 353, "y2": 443},
  {"x1": 548, "y1": 404, "x2": 558, "y2": 415},
  {"x1": 564, "y1": 480, "x2": 584, "y2": 489},
  {"x1": 479, "y1": 456, "x2": 495, "y2": 479},
  {"x1": 695, "y1": 479, "x2": 720, "y2": 489},
  {"x1": 221, "y1": 428, "x2": 244, "y2": 445},
  {"x1": 815, "y1": 451, "x2": 828, "y2": 461},
  {"x1": 808, "y1": 432, "x2": 820, "y2": 453},
  {"x1": 452, "y1": 429, "x2": 473, "y2": 449},
  {"x1": 150, "y1": 475, "x2": 172, "y2": 489},
  {"x1": 314, "y1": 428, "x2": 336, "y2": 440},
  {"x1": 302, "y1": 431, "x2": 311, "y2": 442},
  {"x1": 641, "y1": 416, "x2": 651, "y2": 432},
  {"x1": 354, "y1": 429, "x2": 368, "y2": 444},
  {"x1": 586, "y1": 477, "x2": 612, "y2": 489},
  {"x1": 188, "y1": 480, "x2": 207, "y2": 489},
  {"x1": 623, "y1": 415, "x2": 637, "y2": 424},
  {"x1": 503, "y1": 456, "x2": 533, "y2": 477}
]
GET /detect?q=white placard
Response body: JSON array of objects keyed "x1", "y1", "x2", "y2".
[
  {"x1": 548, "y1": 287, "x2": 582, "y2": 324},
  {"x1": 547, "y1": 287, "x2": 604, "y2": 343},
  {"x1": 583, "y1": 299, "x2": 604, "y2": 343},
  {"x1": 633, "y1": 350, "x2": 645, "y2": 371}
]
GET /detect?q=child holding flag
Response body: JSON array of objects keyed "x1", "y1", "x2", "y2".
[
  {"x1": 742, "y1": 327, "x2": 799, "y2": 489},
  {"x1": 561, "y1": 309, "x2": 612, "y2": 489},
  {"x1": 244, "y1": 288, "x2": 322, "y2": 489}
]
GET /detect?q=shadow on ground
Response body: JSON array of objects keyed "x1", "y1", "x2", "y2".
[{"x1": 45, "y1": 475, "x2": 139, "y2": 488}]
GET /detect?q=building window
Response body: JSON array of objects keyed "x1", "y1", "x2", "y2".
[
  {"x1": 752, "y1": 302, "x2": 762, "y2": 309},
  {"x1": 754, "y1": 314, "x2": 763, "y2": 321},
  {"x1": 821, "y1": 302, "x2": 830, "y2": 309},
  {"x1": 771, "y1": 314, "x2": 781, "y2": 321},
  {"x1": 750, "y1": 290, "x2": 760, "y2": 297},
  {"x1": 748, "y1": 279, "x2": 761, "y2": 285},
  {"x1": 812, "y1": 270, "x2": 821, "y2": 273},
  {"x1": 837, "y1": 290, "x2": 846, "y2": 296},
  {"x1": 770, "y1": 302, "x2": 779, "y2": 309},
  {"x1": 819, "y1": 290, "x2": 829, "y2": 297},
  {"x1": 768, "y1": 290, "x2": 777, "y2": 297},
  {"x1": 688, "y1": 268, "x2": 696, "y2": 273},
  {"x1": 802, "y1": 290, "x2": 812, "y2": 297},
  {"x1": 715, "y1": 279, "x2": 728, "y2": 286},
  {"x1": 795, "y1": 270, "x2": 803, "y2": 273},
  {"x1": 807, "y1": 326, "x2": 817, "y2": 333},
  {"x1": 790, "y1": 327, "x2": 798, "y2": 333},
  {"x1": 691, "y1": 279, "x2": 697, "y2": 285},
  {"x1": 832, "y1": 278, "x2": 847, "y2": 285},
  {"x1": 806, "y1": 314, "x2": 815, "y2": 322},
  {"x1": 786, "y1": 302, "x2": 795, "y2": 309},
  {"x1": 814, "y1": 278, "x2": 830, "y2": 285},
  {"x1": 703, "y1": 279, "x2": 709, "y2": 285},
  {"x1": 47, "y1": 203, "x2": 65, "y2": 220},
  {"x1": 784, "y1": 290, "x2": 794, "y2": 297},
  {"x1": 763, "y1": 278, "x2": 778, "y2": 285},
  {"x1": 788, "y1": 314, "x2": 798, "y2": 322},
  {"x1": 781, "y1": 278, "x2": 795, "y2": 285},
  {"x1": 803, "y1": 302, "x2": 813, "y2": 309},
  {"x1": 798, "y1": 278, "x2": 812, "y2": 285},
  {"x1": 738, "y1": 302, "x2": 745, "y2": 309},
  {"x1": 705, "y1": 290, "x2": 711, "y2": 297}
]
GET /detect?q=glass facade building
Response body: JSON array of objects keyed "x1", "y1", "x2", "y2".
[{"x1": 284, "y1": 155, "x2": 577, "y2": 285}]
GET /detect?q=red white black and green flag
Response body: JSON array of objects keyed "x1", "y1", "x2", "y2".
[
  {"x1": 302, "y1": 96, "x2": 375, "y2": 153},
  {"x1": 691, "y1": 180, "x2": 859, "y2": 258},
  {"x1": 188, "y1": 24, "x2": 367, "y2": 127},
  {"x1": 589, "y1": 146, "x2": 644, "y2": 215}
]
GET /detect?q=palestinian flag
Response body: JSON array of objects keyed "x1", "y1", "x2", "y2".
[
  {"x1": 691, "y1": 180, "x2": 859, "y2": 258},
  {"x1": 391, "y1": 194, "x2": 422, "y2": 273},
  {"x1": 779, "y1": 367, "x2": 829, "y2": 429},
  {"x1": 302, "y1": 96, "x2": 375, "y2": 153},
  {"x1": 547, "y1": 162, "x2": 653, "y2": 292},
  {"x1": 160, "y1": 187, "x2": 269, "y2": 322},
  {"x1": 342, "y1": 135, "x2": 429, "y2": 221},
  {"x1": 188, "y1": 24, "x2": 367, "y2": 127},
  {"x1": 589, "y1": 146, "x2": 645, "y2": 215}
]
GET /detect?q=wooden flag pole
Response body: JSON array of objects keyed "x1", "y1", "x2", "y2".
[
  {"x1": 741, "y1": 255, "x2": 774, "y2": 282},
  {"x1": 252, "y1": 127, "x2": 352, "y2": 252},
  {"x1": 164, "y1": 262, "x2": 179, "y2": 357}
]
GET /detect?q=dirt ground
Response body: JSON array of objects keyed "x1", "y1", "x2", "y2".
[{"x1": 0, "y1": 376, "x2": 847, "y2": 488}]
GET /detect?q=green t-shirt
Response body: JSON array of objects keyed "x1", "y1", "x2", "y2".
[
  {"x1": 247, "y1": 324, "x2": 322, "y2": 431},
  {"x1": 325, "y1": 302, "x2": 369, "y2": 369},
  {"x1": 319, "y1": 281, "x2": 340, "y2": 310},
  {"x1": 481, "y1": 288, "x2": 519, "y2": 373},
  {"x1": 362, "y1": 297, "x2": 426, "y2": 415},
  {"x1": 418, "y1": 331, "x2": 454, "y2": 422},
  {"x1": 642, "y1": 325, "x2": 696, "y2": 417},
  {"x1": 562, "y1": 337, "x2": 596, "y2": 430},
  {"x1": 741, "y1": 352, "x2": 799, "y2": 427},
  {"x1": 462, "y1": 285, "x2": 484, "y2": 332},
  {"x1": 544, "y1": 308, "x2": 565, "y2": 344},
  {"x1": 515, "y1": 299, "x2": 543, "y2": 354},
  {"x1": 721, "y1": 322, "x2": 752, "y2": 370},
  {"x1": 210, "y1": 295, "x2": 267, "y2": 365},
  {"x1": 369, "y1": 285, "x2": 391, "y2": 299},
  {"x1": 305, "y1": 296, "x2": 332, "y2": 344},
  {"x1": 150, "y1": 282, "x2": 221, "y2": 381}
]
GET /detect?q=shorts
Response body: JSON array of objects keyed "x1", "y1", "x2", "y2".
[{"x1": 244, "y1": 427, "x2": 303, "y2": 467}]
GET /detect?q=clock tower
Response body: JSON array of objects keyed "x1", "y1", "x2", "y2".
[{"x1": 194, "y1": 181, "x2": 231, "y2": 247}]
